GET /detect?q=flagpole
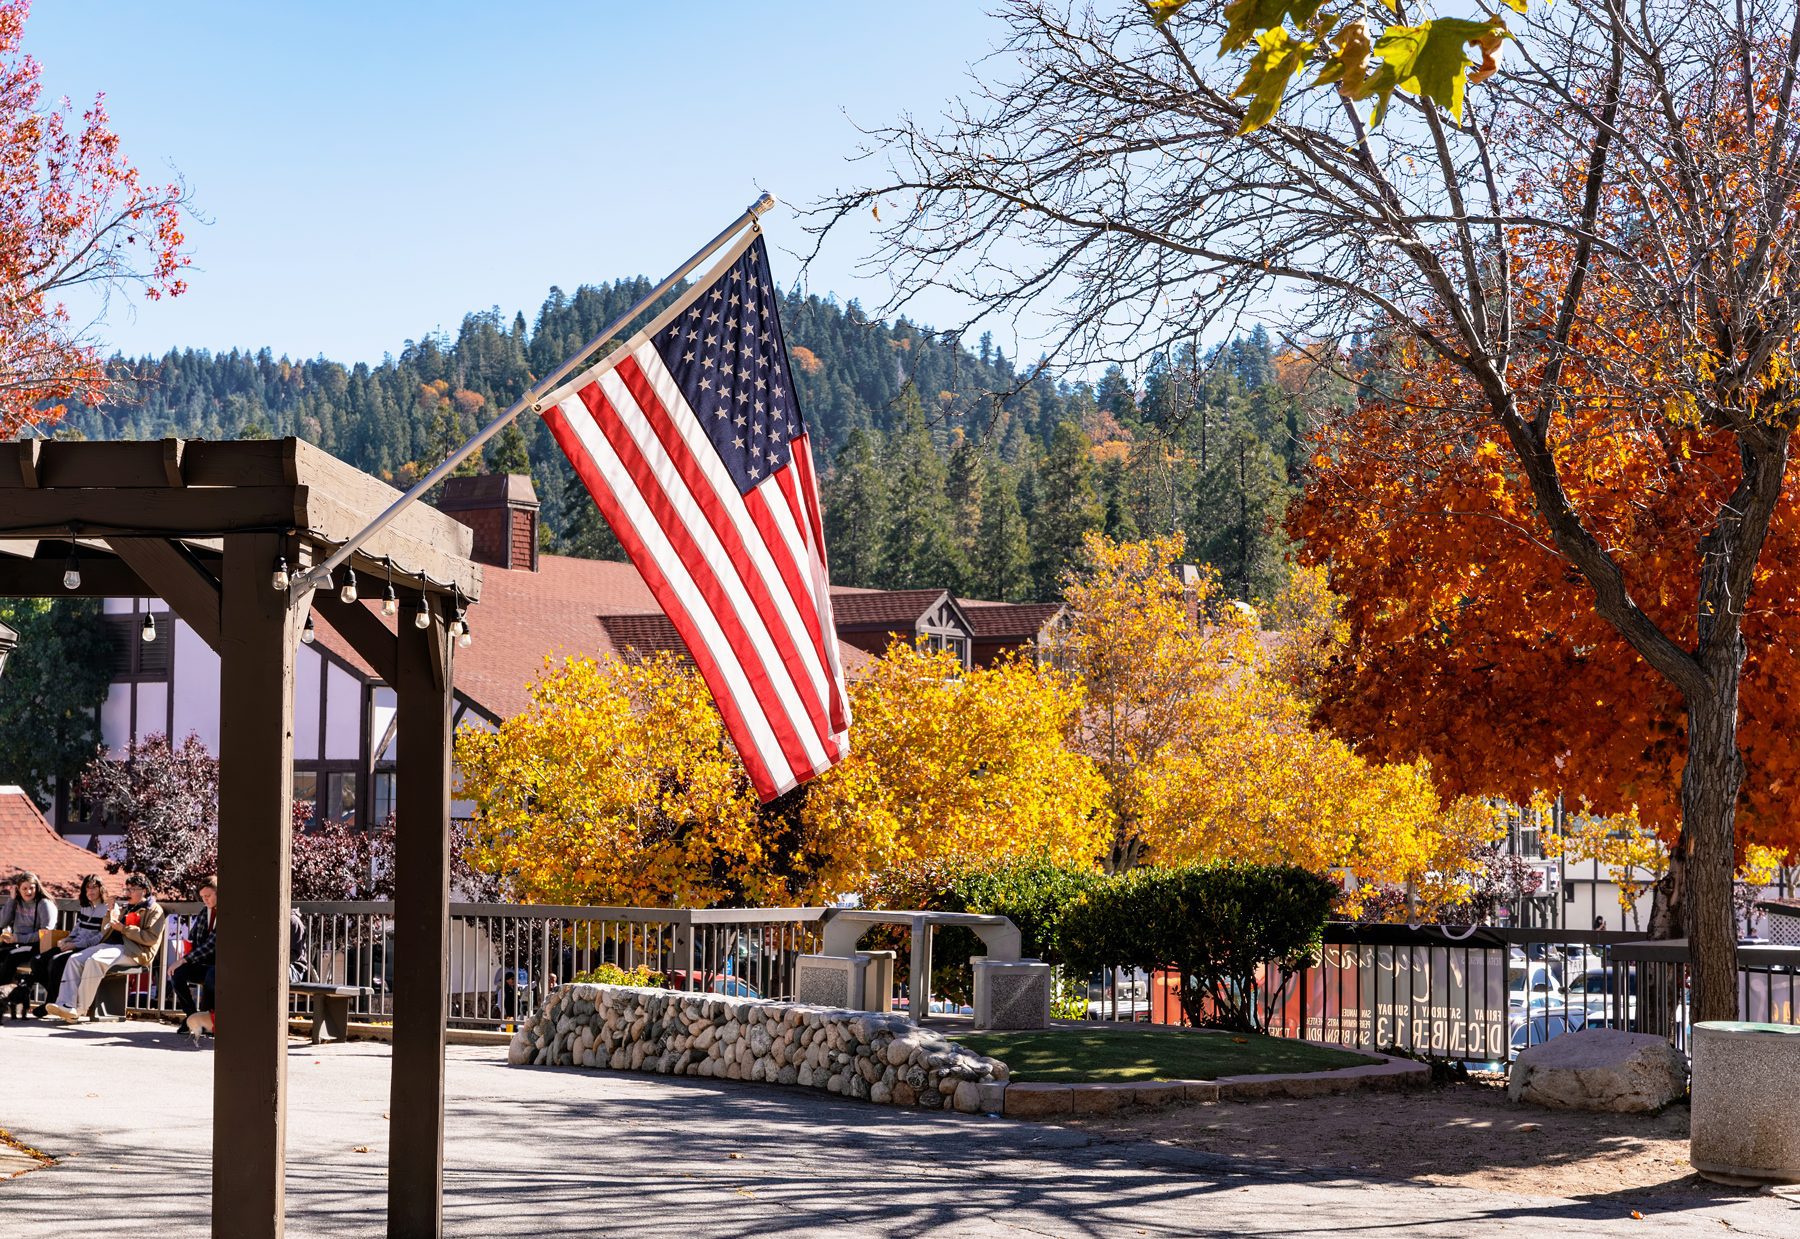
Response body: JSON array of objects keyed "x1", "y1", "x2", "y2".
[{"x1": 291, "y1": 192, "x2": 778, "y2": 595}]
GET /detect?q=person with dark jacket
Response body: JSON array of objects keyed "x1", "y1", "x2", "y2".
[
  {"x1": 171, "y1": 876, "x2": 218, "y2": 1018},
  {"x1": 288, "y1": 908, "x2": 309, "y2": 983}
]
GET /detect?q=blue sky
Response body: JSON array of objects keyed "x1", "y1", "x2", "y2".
[{"x1": 28, "y1": 1, "x2": 1010, "y2": 365}]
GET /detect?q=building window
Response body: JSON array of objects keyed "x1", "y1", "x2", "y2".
[
  {"x1": 104, "y1": 615, "x2": 170, "y2": 682},
  {"x1": 372, "y1": 770, "x2": 396, "y2": 826},
  {"x1": 294, "y1": 765, "x2": 361, "y2": 830},
  {"x1": 923, "y1": 632, "x2": 969, "y2": 667}
]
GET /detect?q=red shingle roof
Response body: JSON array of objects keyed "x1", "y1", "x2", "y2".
[
  {"x1": 958, "y1": 601, "x2": 1063, "y2": 639},
  {"x1": 314, "y1": 554, "x2": 878, "y2": 720},
  {"x1": 0, "y1": 789, "x2": 120, "y2": 899},
  {"x1": 828, "y1": 588, "x2": 949, "y2": 628}
]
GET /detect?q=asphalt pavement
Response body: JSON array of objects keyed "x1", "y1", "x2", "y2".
[{"x1": 0, "y1": 1021, "x2": 1794, "y2": 1237}]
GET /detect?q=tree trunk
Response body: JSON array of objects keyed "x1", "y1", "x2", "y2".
[
  {"x1": 1680, "y1": 681, "x2": 1743, "y2": 1024},
  {"x1": 1648, "y1": 845, "x2": 1685, "y2": 938}
]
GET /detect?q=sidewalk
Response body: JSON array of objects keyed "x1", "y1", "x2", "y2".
[{"x1": 0, "y1": 1021, "x2": 1793, "y2": 1237}]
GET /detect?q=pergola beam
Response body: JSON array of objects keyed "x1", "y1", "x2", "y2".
[
  {"x1": 0, "y1": 485, "x2": 309, "y2": 534},
  {"x1": 0, "y1": 556, "x2": 156, "y2": 597},
  {"x1": 315, "y1": 591, "x2": 398, "y2": 685},
  {"x1": 105, "y1": 537, "x2": 223, "y2": 651}
]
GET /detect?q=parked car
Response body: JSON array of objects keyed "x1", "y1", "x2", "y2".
[
  {"x1": 1509, "y1": 1009, "x2": 1586, "y2": 1052},
  {"x1": 1508, "y1": 960, "x2": 1565, "y2": 1009},
  {"x1": 662, "y1": 970, "x2": 761, "y2": 1000}
]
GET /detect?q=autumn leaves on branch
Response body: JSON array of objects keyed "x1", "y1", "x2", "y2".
[
  {"x1": 455, "y1": 533, "x2": 1509, "y2": 916},
  {"x1": 0, "y1": 0, "x2": 189, "y2": 434}
]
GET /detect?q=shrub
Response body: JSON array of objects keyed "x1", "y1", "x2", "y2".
[
  {"x1": 943, "y1": 859, "x2": 1107, "y2": 964},
  {"x1": 569, "y1": 962, "x2": 665, "y2": 988},
  {"x1": 1063, "y1": 863, "x2": 1337, "y2": 1033}
]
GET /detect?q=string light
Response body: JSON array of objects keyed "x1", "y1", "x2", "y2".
[
  {"x1": 141, "y1": 613, "x2": 156, "y2": 643},
  {"x1": 382, "y1": 558, "x2": 398, "y2": 617},
  {"x1": 62, "y1": 542, "x2": 80, "y2": 591},
  {"x1": 271, "y1": 556, "x2": 290, "y2": 591},
  {"x1": 301, "y1": 613, "x2": 317, "y2": 644},
  {"x1": 413, "y1": 590, "x2": 431, "y2": 630},
  {"x1": 339, "y1": 568, "x2": 358, "y2": 605}
]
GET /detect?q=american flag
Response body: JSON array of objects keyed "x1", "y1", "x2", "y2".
[{"x1": 538, "y1": 233, "x2": 850, "y2": 800}]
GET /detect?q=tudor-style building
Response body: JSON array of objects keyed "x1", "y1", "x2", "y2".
[{"x1": 65, "y1": 474, "x2": 1061, "y2": 839}]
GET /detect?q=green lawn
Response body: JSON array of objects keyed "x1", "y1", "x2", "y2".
[{"x1": 953, "y1": 1028, "x2": 1381, "y2": 1083}]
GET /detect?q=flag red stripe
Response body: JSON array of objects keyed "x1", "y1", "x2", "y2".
[
  {"x1": 779, "y1": 443, "x2": 849, "y2": 731},
  {"x1": 611, "y1": 355, "x2": 840, "y2": 761},
  {"x1": 743, "y1": 485, "x2": 835, "y2": 705},
  {"x1": 540, "y1": 401, "x2": 782, "y2": 797},
  {"x1": 574, "y1": 379, "x2": 818, "y2": 787}
]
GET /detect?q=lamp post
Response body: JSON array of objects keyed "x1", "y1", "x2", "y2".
[{"x1": 0, "y1": 617, "x2": 18, "y2": 682}]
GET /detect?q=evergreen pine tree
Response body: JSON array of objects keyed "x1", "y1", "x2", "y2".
[
  {"x1": 822, "y1": 429, "x2": 889, "y2": 588},
  {"x1": 944, "y1": 430, "x2": 986, "y2": 588},
  {"x1": 1029, "y1": 421, "x2": 1104, "y2": 597},
  {"x1": 485, "y1": 421, "x2": 532, "y2": 475},
  {"x1": 974, "y1": 461, "x2": 1033, "y2": 601},
  {"x1": 877, "y1": 386, "x2": 965, "y2": 589},
  {"x1": 1192, "y1": 421, "x2": 1294, "y2": 602}
]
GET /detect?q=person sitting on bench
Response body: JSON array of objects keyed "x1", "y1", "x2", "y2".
[
  {"x1": 28, "y1": 874, "x2": 110, "y2": 1018},
  {"x1": 1, "y1": 872, "x2": 57, "y2": 1014},
  {"x1": 171, "y1": 875, "x2": 218, "y2": 1022},
  {"x1": 46, "y1": 874, "x2": 165, "y2": 1023}
]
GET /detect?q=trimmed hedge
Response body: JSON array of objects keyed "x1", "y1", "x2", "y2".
[{"x1": 1063, "y1": 863, "x2": 1337, "y2": 1033}]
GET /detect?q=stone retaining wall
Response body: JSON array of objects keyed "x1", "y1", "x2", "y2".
[{"x1": 507, "y1": 983, "x2": 1010, "y2": 1113}]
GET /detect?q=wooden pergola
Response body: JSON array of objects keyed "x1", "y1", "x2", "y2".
[{"x1": 0, "y1": 437, "x2": 481, "y2": 1238}]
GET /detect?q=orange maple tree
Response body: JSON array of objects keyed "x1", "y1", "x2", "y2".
[{"x1": 0, "y1": 0, "x2": 188, "y2": 432}]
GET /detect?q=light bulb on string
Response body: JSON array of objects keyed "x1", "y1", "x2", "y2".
[
  {"x1": 301, "y1": 613, "x2": 316, "y2": 645},
  {"x1": 62, "y1": 544, "x2": 80, "y2": 591},
  {"x1": 271, "y1": 556, "x2": 290, "y2": 591},
  {"x1": 141, "y1": 613, "x2": 156, "y2": 643},
  {"x1": 413, "y1": 593, "x2": 431, "y2": 630},
  {"x1": 339, "y1": 568, "x2": 358, "y2": 605},
  {"x1": 382, "y1": 558, "x2": 399, "y2": 616}
]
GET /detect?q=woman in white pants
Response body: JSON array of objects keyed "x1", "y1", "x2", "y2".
[{"x1": 47, "y1": 873, "x2": 166, "y2": 1022}]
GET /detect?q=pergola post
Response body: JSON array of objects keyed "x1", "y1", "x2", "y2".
[
  {"x1": 389, "y1": 604, "x2": 455, "y2": 1237},
  {"x1": 213, "y1": 531, "x2": 310, "y2": 1239}
]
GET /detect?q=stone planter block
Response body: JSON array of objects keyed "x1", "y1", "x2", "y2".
[
  {"x1": 1691, "y1": 1021, "x2": 1800, "y2": 1184},
  {"x1": 858, "y1": 950, "x2": 896, "y2": 1013},
  {"x1": 973, "y1": 958, "x2": 1052, "y2": 1030},
  {"x1": 794, "y1": 954, "x2": 869, "y2": 1011}
]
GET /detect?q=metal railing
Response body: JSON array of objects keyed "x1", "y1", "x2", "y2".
[
  {"x1": 123, "y1": 901, "x2": 827, "y2": 1029},
  {"x1": 1103, "y1": 923, "x2": 1800, "y2": 1065}
]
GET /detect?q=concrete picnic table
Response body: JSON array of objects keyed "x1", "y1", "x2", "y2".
[{"x1": 820, "y1": 909, "x2": 1022, "y2": 1021}]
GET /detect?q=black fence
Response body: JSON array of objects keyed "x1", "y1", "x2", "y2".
[{"x1": 1239, "y1": 923, "x2": 1800, "y2": 1064}]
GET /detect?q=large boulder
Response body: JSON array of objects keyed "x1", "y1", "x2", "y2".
[{"x1": 1507, "y1": 1029, "x2": 1686, "y2": 1113}]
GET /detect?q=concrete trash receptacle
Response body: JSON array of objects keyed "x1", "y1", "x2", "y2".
[{"x1": 1691, "y1": 1021, "x2": 1800, "y2": 1184}]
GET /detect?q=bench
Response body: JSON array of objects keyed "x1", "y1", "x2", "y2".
[
  {"x1": 92, "y1": 966, "x2": 149, "y2": 1021},
  {"x1": 291, "y1": 982, "x2": 370, "y2": 1044}
]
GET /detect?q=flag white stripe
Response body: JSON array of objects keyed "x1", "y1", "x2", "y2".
[
  {"x1": 595, "y1": 365, "x2": 831, "y2": 772},
  {"x1": 549, "y1": 388, "x2": 793, "y2": 784}
]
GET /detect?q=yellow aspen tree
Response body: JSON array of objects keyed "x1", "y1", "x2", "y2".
[{"x1": 800, "y1": 644, "x2": 1109, "y2": 895}]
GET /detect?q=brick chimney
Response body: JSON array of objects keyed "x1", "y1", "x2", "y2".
[
  {"x1": 437, "y1": 474, "x2": 540, "y2": 571},
  {"x1": 1171, "y1": 562, "x2": 1201, "y2": 628}
]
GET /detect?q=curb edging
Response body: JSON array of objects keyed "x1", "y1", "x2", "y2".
[{"x1": 1001, "y1": 1050, "x2": 1429, "y2": 1119}]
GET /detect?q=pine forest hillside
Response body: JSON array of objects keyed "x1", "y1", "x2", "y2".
[{"x1": 65, "y1": 282, "x2": 1313, "y2": 603}]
